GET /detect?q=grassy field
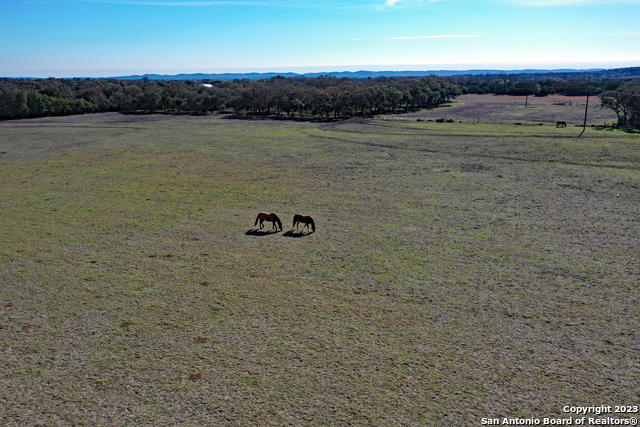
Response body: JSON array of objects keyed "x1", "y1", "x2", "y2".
[
  {"x1": 1, "y1": 101, "x2": 639, "y2": 426},
  {"x1": 402, "y1": 94, "x2": 618, "y2": 127}
]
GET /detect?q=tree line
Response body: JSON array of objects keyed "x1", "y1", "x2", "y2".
[
  {"x1": 2, "y1": 74, "x2": 638, "y2": 127},
  {"x1": 456, "y1": 67, "x2": 640, "y2": 96},
  {"x1": 457, "y1": 75, "x2": 629, "y2": 97},
  {"x1": 0, "y1": 75, "x2": 461, "y2": 120}
]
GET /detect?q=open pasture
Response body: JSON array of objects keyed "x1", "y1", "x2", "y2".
[
  {"x1": 401, "y1": 94, "x2": 619, "y2": 127},
  {"x1": 1, "y1": 109, "x2": 639, "y2": 425}
]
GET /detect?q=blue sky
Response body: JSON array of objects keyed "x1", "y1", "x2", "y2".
[{"x1": 1, "y1": 0, "x2": 639, "y2": 77}]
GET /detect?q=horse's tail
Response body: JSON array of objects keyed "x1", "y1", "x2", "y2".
[
  {"x1": 292, "y1": 214, "x2": 299, "y2": 228},
  {"x1": 272, "y1": 213, "x2": 283, "y2": 230},
  {"x1": 254, "y1": 213, "x2": 261, "y2": 226},
  {"x1": 310, "y1": 217, "x2": 315, "y2": 232}
]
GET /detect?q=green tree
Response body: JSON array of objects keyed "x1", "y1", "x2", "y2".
[
  {"x1": 385, "y1": 85, "x2": 403, "y2": 113},
  {"x1": 202, "y1": 94, "x2": 221, "y2": 114},
  {"x1": 0, "y1": 89, "x2": 30, "y2": 119},
  {"x1": 600, "y1": 83, "x2": 640, "y2": 127}
]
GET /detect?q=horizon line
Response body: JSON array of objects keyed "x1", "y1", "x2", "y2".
[{"x1": 4, "y1": 65, "x2": 639, "y2": 79}]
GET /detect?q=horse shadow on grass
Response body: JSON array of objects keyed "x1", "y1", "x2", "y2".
[
  {"x1": 283, "y1": 229, "x2": 314, "y2": 238},
  {"x1": 245, "y1": 228, "x2": 281, "y2": 236}
]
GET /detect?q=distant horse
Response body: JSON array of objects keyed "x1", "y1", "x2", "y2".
[
  {"x1": 292, "y1": 214, "x2": 315, "y2": 232},
  {"x1": 254, "y1": 212, "x2": 282, "y2": 231},
  {"x1": 556, "y1": 121, "x2": 567, "y2": 128}
]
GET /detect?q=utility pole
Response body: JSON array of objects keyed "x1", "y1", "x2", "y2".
[{"x1": 579, "y1": 87, "x2": 590, "y2": 137}]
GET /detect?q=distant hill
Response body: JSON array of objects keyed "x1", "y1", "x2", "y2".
[{"x1": 112, "y1": 67, "x2": 640, "y2": 81}]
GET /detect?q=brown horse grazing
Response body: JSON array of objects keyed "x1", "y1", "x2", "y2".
[
  {"x1": 254, "y1": 212, "x2": 282, "y2": 231},
  {"x1": 292, "y1": 213, "x2": 315, "y2": 232}
]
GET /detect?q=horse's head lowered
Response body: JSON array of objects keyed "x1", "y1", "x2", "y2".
[
  {"x1": 255, "y1": 212, "x2": 282, "y2": 231},
  {"x1": 292, "y1": 213, "x2": 315, "y2": 232}
]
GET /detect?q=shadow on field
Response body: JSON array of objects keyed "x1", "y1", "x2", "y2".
[
  {"x1": 221, "y1": 113, "x2": 354, "y2": 123},
  {"x1": 245, "y1": 229, "x2": 281, "y2": 236},
  {"x1": 283, "y1": 230, "x2": 313, "y2": 238}
]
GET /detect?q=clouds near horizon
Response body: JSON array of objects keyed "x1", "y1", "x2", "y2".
[{"x1": 386, "y1": 35, "x2": 481, "y2": 39}]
